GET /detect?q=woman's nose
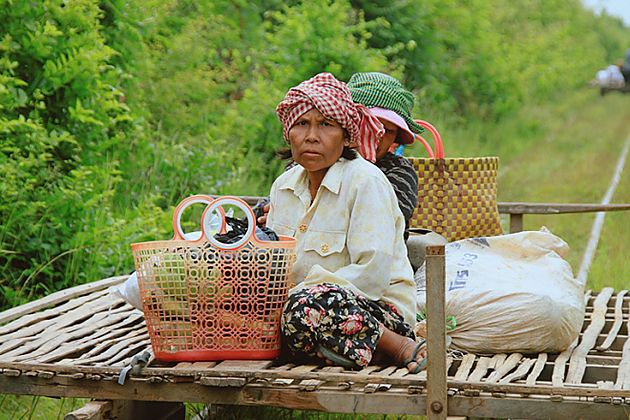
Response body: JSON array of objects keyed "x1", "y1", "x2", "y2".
[{"x1": 304, "y1": 125, "x2": 319, "y2": 142}]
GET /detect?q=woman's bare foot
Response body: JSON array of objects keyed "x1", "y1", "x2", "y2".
[
  {"x1": 396, "y1": 337, "x2": 427, "y2": 373},
  {"x1": 375, "y1": 325, "x2": 427, "y2": 373}
]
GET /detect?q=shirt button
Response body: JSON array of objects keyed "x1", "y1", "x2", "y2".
[
  {"x1": 299, "y1": 224, "x2": 307, "y2": 233},
  {"x1": 321, "y1": 244, "x2": 329, "y2": 253}
]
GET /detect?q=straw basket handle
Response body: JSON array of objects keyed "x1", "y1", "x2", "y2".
[
  {"x1": 172, "y1": 195, "x2": 226, "y2": 241},
  {"x1": 202, "y1": 196, "x2": 258, "y2": 250},
  {"x1": 414, "y1": 120, "x2": 445, "y2": 159}
]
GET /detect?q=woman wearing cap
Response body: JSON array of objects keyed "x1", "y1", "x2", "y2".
[
  {"x1": 267, "y1": 72, "x2": 427, "y2": 372},
  {"x1": 347, "y1": 72, "x2": 421, "y2": 239}
]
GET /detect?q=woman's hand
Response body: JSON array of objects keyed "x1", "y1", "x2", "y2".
[{"x1": 257, "y1": 203, "x2": 270, "y2": 227}]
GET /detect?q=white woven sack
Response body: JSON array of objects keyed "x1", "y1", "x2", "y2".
[{"x1": 415, "y1": 228, "x2": 584, "y2": 354}]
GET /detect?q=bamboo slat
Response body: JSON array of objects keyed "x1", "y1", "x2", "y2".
[
  {"x1": 486, "y1": 353, "x2": 523, "y2": 384},
  {"x1": 70, "y1": 329, "x2": 150, "y2": 365},
  {"x1": 454, "y1": 354, "x2": 475, "y2": 381},
  {"x1": 467, "y1": 357, "x2": 494, "y2": 382},
  {"x1": 498, "y1": 358, "x2": 535, "y2": 384},
  {"x1": 0, "y1": 276, "x2": 127, "y2": 326},
  {"x1": 525, "y1": 353, "x2": 548, "y2": 386},
  {"x1": 597, "y1": 290, "x2": 628, "y2": 351},
  {"x1": 615, "y1": 297, "x2": 630, "y2": 390},
  {"x1": 6, "y1": 307, "x2": 141, "y2": 362},
  {"x1": 0, "y1": 293, "x2": 120, "y2": 354},
  {"x1": 566, "y1": 288, "x2": 614, "y2": 384},
  {"x1": 0, "y1": 289, "x2": 111, "y2": 338},
  {"x1": 40, "y1": 314, "x2": 144, "y2": 364}
]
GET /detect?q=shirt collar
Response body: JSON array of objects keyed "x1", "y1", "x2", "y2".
[
  {"x1": 319, "y1": 158, "x2": 345, "y2": 195},
  {"x1": 278, "y1": 158, "x2": 347, "y2": 196}
]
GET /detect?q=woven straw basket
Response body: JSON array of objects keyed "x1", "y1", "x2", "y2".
[{"x1": 407, "y1": 121, "x2": 502, "y2": 241}]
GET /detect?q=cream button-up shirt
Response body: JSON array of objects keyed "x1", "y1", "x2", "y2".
[{"x1": 267, "y1": 156, "x2": 417, "y2": 326}]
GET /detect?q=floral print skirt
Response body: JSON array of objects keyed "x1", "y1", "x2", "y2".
[{"x1": 281, "y1": 283, "x2": 415, "y2": 367}]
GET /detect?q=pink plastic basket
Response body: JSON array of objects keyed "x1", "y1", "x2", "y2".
[{"x1": 131, "y1": 195, "x2": 296, "y2": 362}]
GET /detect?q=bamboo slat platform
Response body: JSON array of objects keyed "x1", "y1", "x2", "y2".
[{"x1": 1, "y1": 275, "x2": 629, "y2": 419}]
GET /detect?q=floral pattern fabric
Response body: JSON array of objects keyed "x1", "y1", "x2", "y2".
[{"x1": 281, "y1": 283, "x2": 415, "y2": 368}]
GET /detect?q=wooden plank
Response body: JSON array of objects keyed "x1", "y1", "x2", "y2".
[
  {"x1": 211, "y1": 360, "x2": 274, "y2": 371},
  {"x1": 299, "y1": 379, "x2": 324, "y2": 391},
  {"x1": 0, "y1": 275, "x2": 128, "y2": 326},
  {"x1": 453, "y1": 354, "x2": 475, "y2": 381},
  {"x1": 64, "y1": 400, "x2": 112, "y2": 420},
  {"x1": 597, "y1": 290, "x2": 628, "y2": 351},
  {"x1": 447, "y1": 394, "x2": 627, "y2": 420},
  {"x1": 486, "y1": 353, "x2": 523, "y2": 383},
  {"x1": 509, "y1": 213, "x2": 523, "y2": 233},
  {"x1": 356, "y1": 365, "x2": 382, "y2": 375},
  {"x1": 374, "y1": 366, "x2": 398, "y2": 377},
  {"x1": 3, "y1": 372, "x2": 630, "y2": 418},
  {"x1": 199, "y1": 376, "x2": 247, "y2": 387},
  {"x1": 3, "y1": 359, "x2": 630, "y2": 398},
  {"x1": 288, "y1": 364, "x2": 320, "y2": 373},
  {"x1": 525, "y1": 353, "x2": 548, "y2": 386},
  {"x1": 391, "y1": 367, "x2": 411, "y2": 378},
  {"x1": 566, "y1": 288, "x2": 614, "y2": 384},
  {"x1": 497, "y1": 202, "x2": 630, "y2": 215},
  {"x1": 425, "y1": 245, "x2": 447, "y2": 420},
  {"x1": 615, "y1": 297, "x2": 630, "y2": 390}
]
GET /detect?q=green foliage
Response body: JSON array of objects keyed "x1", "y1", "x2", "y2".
[
  {"x1": 0, "y1": 0, "x2": 629, "y2": 310},
  {"x1": 0, "y1": 0, "x2": 136, "y2": 307}
]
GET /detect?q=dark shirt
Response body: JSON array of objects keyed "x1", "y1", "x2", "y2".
[{"x1": 374, "y1": 152, "x2": 419, "y2": 238}]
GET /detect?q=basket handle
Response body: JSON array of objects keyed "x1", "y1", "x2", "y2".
[
  {"x1": 414, "y1": 120, "x2": 445, "y2": 159},
  {"x1": 172, "y1": 195, "x2": 226, "y2": 241},
  {"x1": 201, "y1": 196, "x2": 258, "y2": 250},
  {"x1": 414, "y1": 134, "x2": 435, "y2": 158}
]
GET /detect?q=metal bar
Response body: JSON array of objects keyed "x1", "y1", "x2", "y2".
[
  {"x1": 425, "y1": 245, "x2": 447, "y2": 420},
  {"x1": 210, "y1": 197, "x2": 630, "y2": 216},
  {"x1": 497, "y1": 202, "x2": 630, "y2": 215}
]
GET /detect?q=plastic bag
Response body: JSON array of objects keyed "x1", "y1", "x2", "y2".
[{"x1": 415, "y1": 228, "x2": 585, "y2": 354}]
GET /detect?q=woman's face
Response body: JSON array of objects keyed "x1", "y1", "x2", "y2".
[
  {"x1": 288, "y1": 108, "x2": 348, "y2": 175},
  {"x1": 375, "y1": 118, "x2": 399, "y2": 160}
]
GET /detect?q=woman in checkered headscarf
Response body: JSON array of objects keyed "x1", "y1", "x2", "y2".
[{"x1": 267, "y1": 73, "x2": 427, "y2": 373}]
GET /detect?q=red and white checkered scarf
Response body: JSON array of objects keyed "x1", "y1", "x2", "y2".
[{"x1": 276, "y1": 73, "x2": 384, "y2": 162}]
